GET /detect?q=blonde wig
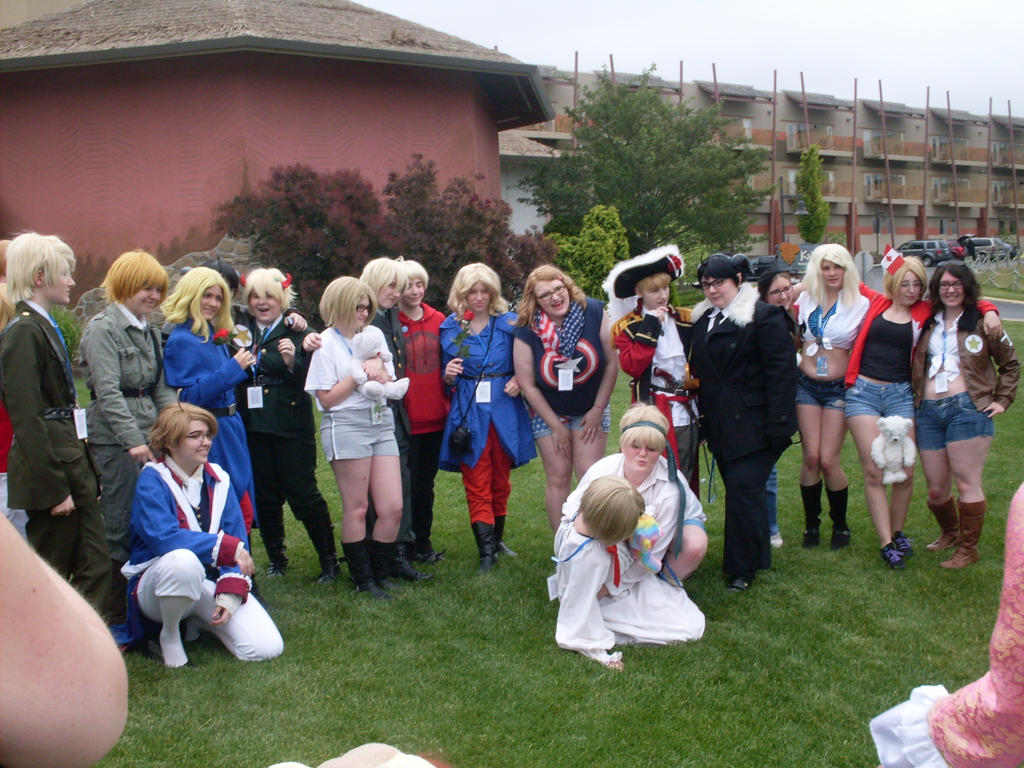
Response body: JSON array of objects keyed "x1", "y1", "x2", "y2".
[
  {"x1": 160, "y1": 267, "x2": 233, "y2": 341},
  {"x1": 580, "y1": 475, "x2": 645, "y2": 545},
  {"x1": 319, "y1": 276, "x2": 376, "y2": 328},
  {"x1": 6, "y1": 232, "x2": 76, "y2": 303},
  {"x1": 447, "y1": 262, "x2": 508, "y2": 316},
  {"x1": 882, "y1": 256, "x2": 927, "y2": 300},
  {"x1": 101, "y1": 250, "x2": 169, "y2": 303},
  {"x1": 803, "y1": 244, "x2": 861, "y2": 309},
  {"x1": 618, "y1": 403, "x2": 669, "y2": 453},
  {"x1": 149, "y1": 403, "x2": 218, "y2": 460},
  {"x1": 402, "y1": 258, "x2": 429, "y2": 288},
  {"x1": 360, "y1": 257, "x2": 408, "y2": 297},
  {"x1": 243, "y1": 267, "x2": 294, "y2": 311},
  {"x1": 635, "y1": 272, "x2": 672, "y2": 294},
  {"x1": 514, "y1": 264, "x2": 587, "y2": 327}
]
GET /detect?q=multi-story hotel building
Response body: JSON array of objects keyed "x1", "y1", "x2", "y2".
[{"x1": 502, "y1": 68, "x2": 1024, "y2": 255}]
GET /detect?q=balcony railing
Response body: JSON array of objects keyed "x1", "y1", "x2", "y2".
[
  {"x1": 992, "y1": 146, "x2": 1024, "y2": 166},
  {"x1": 932, "y1": 187, "x2": 987, "y2": 204},
  {"x1": 786, "y1": 130, "x2": 855, "y2": 153},
  {"x1": 516, "y1": 113, "x2": 575, "y2": 135},
  {"x1": 930, "y1": 143, "x2": 989, "y2": 163},
  {"x1": 864, "y1": 184, "x2": 923, "y2": 202},
  {"x1": 994, "y1": 189, "x2": 1024, "y2": 206},
  {"x1": 863, "y1": 138, "x2": 926, "y2": 159},
  {"x1": 821, "y1": 180, "x2": 854, "y2": 198}
]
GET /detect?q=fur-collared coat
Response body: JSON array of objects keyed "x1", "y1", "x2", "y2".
[{"x1": 688, "y1": 283, "x2": 797, "y2": 461}]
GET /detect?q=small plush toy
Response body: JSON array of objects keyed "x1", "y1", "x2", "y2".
[
  {"x1": 350, "y1": 331, "x2": 410, "y2": 402},
  {"x1": 871, "y1": 415, "x2": 916, "y2": 485},
  {"x1": 627, "y1": 513, "x2": 662, "y2": 573}
]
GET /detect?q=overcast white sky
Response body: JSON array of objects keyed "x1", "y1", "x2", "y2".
[{"x1": 369, "y1": 0, "x2": 1021, "y2": 118}]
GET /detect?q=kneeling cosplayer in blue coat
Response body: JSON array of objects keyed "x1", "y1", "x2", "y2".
[{"x1": 123, "y1": 403, "x2": 282, "y2": 667}]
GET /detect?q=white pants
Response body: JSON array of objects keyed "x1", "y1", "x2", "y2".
[
  {"x1": 1, "y1": 473, "x2": 28, "y2": 541},
  {"x1": 136, "y1": 549, "x2": 283, "y2": 662}
]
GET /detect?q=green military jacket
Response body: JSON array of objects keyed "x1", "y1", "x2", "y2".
[
  {"x1": 79, "y1": 304, "x2": 177, "y2": 448},
  {"x1": 237, "y1": 319, "x2": 316, "y2": 438},
  {"x1": 0, "y1": 302, "x2": 97, "y2": 510}
]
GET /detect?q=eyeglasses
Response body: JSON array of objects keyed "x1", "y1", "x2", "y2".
[
  {"x1": 899, "y1": 281, "x2": 923, "y2": 290},
  {"x1": 355, "y1": 303, "x2": 371, "y2": 313},
  {"x1": 700, "y1": 278, "x2": 727, "y2": 290},
  {"x1": 938, "y1": 281, "x2": 963, "y2": 292},
  {"x1": 535, "y1": 284, "x2": 568, "y2": 302},
  {"x1": 185, "y1": 431, "x2": 213, "y2": 442},
  {"x1": 768, "y1": 285, "x2": 793, "y2": 297}
]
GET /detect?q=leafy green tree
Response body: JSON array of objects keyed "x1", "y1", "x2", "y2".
[
  {"x1": 795, "y1": 144, "x2": 830, "y2": 244},
  {"x1": 522, "y1": 71, "x2": 770, "y2": 255},
  {"x1": 550, "y1": 204, "x2": 629, "y2": 298},
  {"x1": 217, "y1": 163, "x2": 388, "y2": 320},
  {"x1": 383, "y1": 155, "x2": 555, "y2": 308}
]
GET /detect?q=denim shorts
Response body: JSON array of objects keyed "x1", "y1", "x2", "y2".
[
  {"x1": 844, "y1": 377, "x2": 915, "y2": 419},
  {"x1": 915, "y1": 391, "x2": 994, "y2": 451},
  {"x1": 796, "y1": 372, "x2": 846, "y2": 410},
  {"x1": 530, "y1": 404, "x2": 612, "y2": 439}
]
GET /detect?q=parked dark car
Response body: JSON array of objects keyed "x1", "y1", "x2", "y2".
[{"x1": 895, "y1": 239, "x2": 965, "y2": 267}]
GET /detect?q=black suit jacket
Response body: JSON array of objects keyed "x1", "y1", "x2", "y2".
[{"x1": 689, "y1": 285, "x2": 797, "y2": 462}]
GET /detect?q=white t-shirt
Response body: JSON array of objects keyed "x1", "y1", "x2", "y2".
[{"x1": 304, "y1": 325, "x2": 394, "y2": 412}]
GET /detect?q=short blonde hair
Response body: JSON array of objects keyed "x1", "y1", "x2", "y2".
[
  {"x1": 580, "y1": 475, "x2": 645, "y2": 545},
  {"x1": 243, "y1": 267, "x2": 294, "y2": 311},
  {"x1": 402, "y1": 259, "x2": 429, "y2": 288},
  {"x1": 319, "y1": 276, "x2": 376, "y2": 328},
  {"x1": 618, "y1": 404, "x2": 669, "y2": 453},
  {"x1": 149, "y1": 403, "x2": 218, "y2": 460},
  {"x1": 102, "y1": 250, "x2": 169, "y2": 303},
  {"x1": 514, "y1": 264, "x2": 587, "y2": 327},
  {"x1": 6, "y1": 232, "x2": 76, "y2": 303},
  {"x1": 160, "y1": 267, "x2": 233, "y2": 341},
  {"x1": 360, "y1": 257, "x2": 408, "y2": 296},
  {"x1": 804, "y1": 244, "x2": 861, "y2": 309},
  {"x1": 635, "y1": 273, "x2": 671, "y2": 294},
  {"x1": 882, "y1": 256, "x2": 927, "y2": 300},
  {"x1": 447, "y1": 262, "x2": 508, "y2": 316}
]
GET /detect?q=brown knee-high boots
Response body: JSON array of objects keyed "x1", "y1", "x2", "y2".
[
  {"x1": 940, "y1": 499, "x2": 986, "y2": 569},
  {"x1": 925, "y1": 497, "x2": 959, "y2": 552}
]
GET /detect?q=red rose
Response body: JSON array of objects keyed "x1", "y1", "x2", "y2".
[
  {"x1": 213, "y1": 328, "x2": 230, "y2": 344},
  {"x1": 463, "y1": 310, "x2": 475, "y2": 322}
]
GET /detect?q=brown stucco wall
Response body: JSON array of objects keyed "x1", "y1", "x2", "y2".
[{"x1": 0, "y1": 51, "x2": 501, "y2": 293}]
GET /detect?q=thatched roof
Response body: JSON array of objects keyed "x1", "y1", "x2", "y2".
[{"x1": 0, "y1": 0, "x2": 553, "y2": 126}]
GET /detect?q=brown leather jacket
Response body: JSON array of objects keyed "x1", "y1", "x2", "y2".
[{"x1": 911, "y1": 306, "x2": 1020, "y2": 412}]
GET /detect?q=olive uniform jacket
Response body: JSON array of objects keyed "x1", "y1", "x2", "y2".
[{"x1": 0, "y1": 301, "x2": 99, "y2": 510}]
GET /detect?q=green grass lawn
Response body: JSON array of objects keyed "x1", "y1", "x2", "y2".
[{"x1": 95, "y1": 324, "x2": 1024, "y2": 768}]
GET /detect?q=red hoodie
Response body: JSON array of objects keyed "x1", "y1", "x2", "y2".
[{"x1": 398, "y1": 301, "x2": 449, "y2": 434}]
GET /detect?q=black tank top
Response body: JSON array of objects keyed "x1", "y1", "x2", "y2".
[{"x1": 860, "y1": 315, "x2": 913, "y2": 383}]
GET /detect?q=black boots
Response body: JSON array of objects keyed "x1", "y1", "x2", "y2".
[
  {"x1": 472, "y1": 521, "x2": 497, "y2": 573},
  {"x1": 392, "y1": 542, "x2": 433, "y2": 582},
  {"x1": 494, "y1": 515, "x2": 517, "y2": 557},
  {"x1": 260, "y1": 510, "x2": 288, "y2": 576},
  {"x1": 303, "y1": 516, "x2": 341, "y2": 584},
  {"x1": 800, "y1": 481, "x2": 822, "y2": 548},
  {"x1": 800, "y1": 482, "x2": 850, "y2": 549},
  {"x1": 826, "y1": 486, "x2": 851, "y2": 550},
  {"x1": 341, "y1": 539, "x2": 389, "y2": 599}
]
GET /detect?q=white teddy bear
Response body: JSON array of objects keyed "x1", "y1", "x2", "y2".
[
  {"x1": 350, "y1": 331, "x2": 410, "y2": 402},
  {"x1": 870, "y1": 415, "x2": 916, "y2": 485}
]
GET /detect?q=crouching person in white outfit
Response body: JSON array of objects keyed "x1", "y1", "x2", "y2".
[
  {"x1": 123, "y1": 403, "x2": 283, "y2": 667},
  {"x1": 552, "y1": 406, "x2": 707, "y2": 669}
]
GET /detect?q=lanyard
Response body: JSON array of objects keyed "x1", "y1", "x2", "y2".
[{"x1": 807, "y1": 302, "x2": 838, "y2": 345}]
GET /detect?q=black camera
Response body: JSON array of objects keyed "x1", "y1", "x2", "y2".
[{"x1": 448, "y1": 425, "x2": 471, "y2": 454}]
